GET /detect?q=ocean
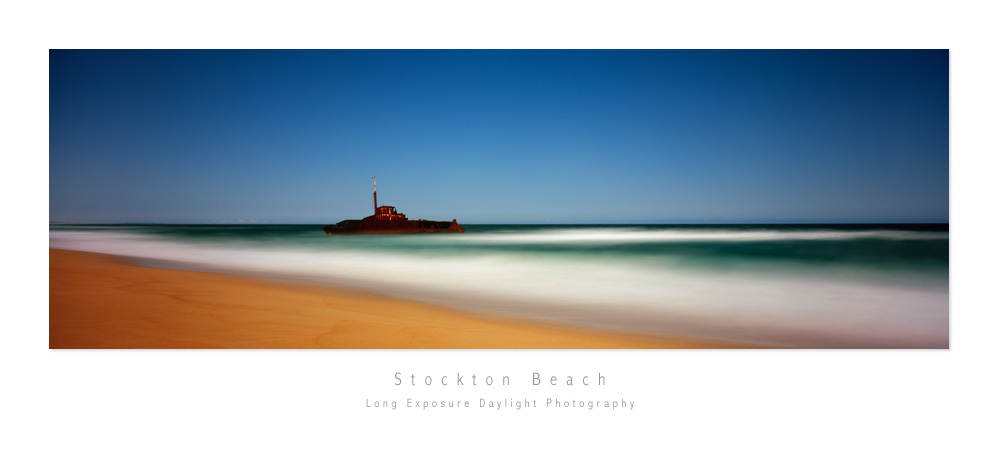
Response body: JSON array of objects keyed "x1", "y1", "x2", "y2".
[{"x1": 49, "y1": 223, "x2": 949, "y2": 348}]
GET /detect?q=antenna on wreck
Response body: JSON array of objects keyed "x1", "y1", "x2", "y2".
[{"x1": 373, "y1": 176, "x2": 378, "y2": 213}]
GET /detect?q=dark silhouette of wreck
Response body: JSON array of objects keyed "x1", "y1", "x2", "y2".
[{"x1": 323, "y1": 177, "x2": 465, "y2": 235}]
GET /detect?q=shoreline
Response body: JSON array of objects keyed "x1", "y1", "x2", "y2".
[{"x1": 49, "y1": 249, "x2": 760, "y2": 349}]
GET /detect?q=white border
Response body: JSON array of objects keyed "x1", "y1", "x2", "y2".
[{"x1": 12, "y1": 1, "x2": 998, "y2": 448}]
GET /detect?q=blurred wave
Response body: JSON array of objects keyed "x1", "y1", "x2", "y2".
[{"x1": 49, "y1": 224, "x2": 948, "y2": 348}]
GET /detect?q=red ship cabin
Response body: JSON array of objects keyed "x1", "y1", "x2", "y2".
[{"x1": 369, "y1": 206, "x2": 406, "y2": 221}]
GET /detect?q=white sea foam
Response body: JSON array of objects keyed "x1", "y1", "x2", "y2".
[
  {"x1": 446, "y1": 227, "x2": 946, "y2": 245},
  {"x1": 49, "y1": 229, "x2": 949, "y2": 348}
]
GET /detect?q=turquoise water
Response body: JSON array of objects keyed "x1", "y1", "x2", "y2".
[{"x1": 49, "y1": 224, "x2": 949, "y2": 348}]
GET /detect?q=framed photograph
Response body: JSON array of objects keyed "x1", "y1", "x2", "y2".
[{"x1": 50, "y1": 50, "x2": 948, "y2": 350}]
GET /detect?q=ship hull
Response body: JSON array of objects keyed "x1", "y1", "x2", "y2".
[{"x1": 323, "y1": 219, "x2": 465, "y2": 235}]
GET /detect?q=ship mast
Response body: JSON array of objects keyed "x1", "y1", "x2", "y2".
[{"x1": 373, "y1": 176, "x2": 377, "y2": 213}]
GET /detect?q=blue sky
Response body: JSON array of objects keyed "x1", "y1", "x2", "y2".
[{"x1": 49, "y1": 50, "x2": 948, "y2": 224}]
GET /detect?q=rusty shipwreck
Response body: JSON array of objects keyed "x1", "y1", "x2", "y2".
[{"x1": 323, "y1": 177, "x2": 465, "y2": 235}]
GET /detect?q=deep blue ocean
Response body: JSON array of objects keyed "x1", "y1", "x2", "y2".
[{"x1": 50, "y1": 223, "x2": 948, "y2": 348}]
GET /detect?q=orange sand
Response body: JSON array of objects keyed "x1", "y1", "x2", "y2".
[{"x1": 49, "y1": 249, "x2": 756, "y2": 349}]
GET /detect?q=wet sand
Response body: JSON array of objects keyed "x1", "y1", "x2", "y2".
[{"x1": 49, "y1": 249, "x2": 757, "y2": 349}]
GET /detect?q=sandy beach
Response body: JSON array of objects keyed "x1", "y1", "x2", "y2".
[{"x1": 49, "y1": 249, "x2": 757, "y2": 349}]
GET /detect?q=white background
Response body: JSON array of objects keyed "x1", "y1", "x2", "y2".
[{"x1": 7, "y1": 1, "x2": 999, "y2": 448}]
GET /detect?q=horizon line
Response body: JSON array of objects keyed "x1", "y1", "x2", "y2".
[{"x1": 50, "y1": 220, "x2": 951, "y2": 226}]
